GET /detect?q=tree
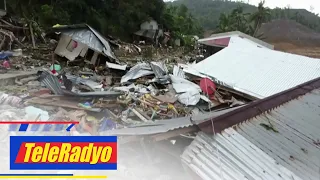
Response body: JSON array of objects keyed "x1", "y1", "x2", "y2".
[
  {"x1": 230, "y1": 6, "x2": 250, "y2": 32},
  {"x1": 169, "y1": 0, "x2": 320, "y2": 33},
  {"x1": 7, "y1": 0, "x2": 203, "y2": 41},
  {"x1": 217, "y1": 13, "x2": 232, "y2": 32},
  {"x1": 216, "y1": 1, "x2": 271, "y2": 38},
  {"x1": 217, "y1": 6, "x2": 251, "y2": 34},
  {"x1": 162, "y1": 4, "x2": 203, "y2": 37},
  {"x1": 250, "y1": 0, "x2": 271, "y2": 36}
]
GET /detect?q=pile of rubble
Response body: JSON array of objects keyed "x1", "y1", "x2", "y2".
[
  {"x1": 0, "y1": 17, "x2": 247, "y2": 135},
  {"x1": 0, "y1": 56, "x2": 249, "y2": 135}
]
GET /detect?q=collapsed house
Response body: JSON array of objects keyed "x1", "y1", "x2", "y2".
[
  {"x1": 134, "y1": 20, "x2": 164, "y2": 44},
  {"x1": 198, "y1": 31, "x2": 274, "y2": 58},
  {"x1": 49, "y1": 24, "x2": 117, "y2": 65}
]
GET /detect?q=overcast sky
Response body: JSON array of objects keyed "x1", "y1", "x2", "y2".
[
  {"x1": 241, "y1": 0, "x2": 319, "y2": 14},
  {"x1": 165, "y1": 0, "x2": 320, "y2": 14}
]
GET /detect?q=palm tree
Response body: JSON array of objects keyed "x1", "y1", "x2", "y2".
[
  {"x1": 217, "y1": 13, "x2": 231, "y2": 32},
  {"x1": 217, "y1": 7, "x2": 251, "y2": 34},
  {"x1": 250, "y1": 0, "x2": 271, "y2": 37}
]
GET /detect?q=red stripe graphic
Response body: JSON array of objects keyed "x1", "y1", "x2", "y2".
[{"x1": 0, "y1": 121, "x2": 79, "y2": 124}]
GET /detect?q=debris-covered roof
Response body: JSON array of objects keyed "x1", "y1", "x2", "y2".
[
  {"x1": 198, "y1": 31, "x2": 274, "y2": 49},
  {"x1": 101, "y1": 106, "x2": 243, "y2": 136},
  {"x1": 52, "y1": 24, "x2": 116, "y2": 60},
  {"x1": 182, "y1": 83, "x2": 320, "y2": 180},
  {"x1": 102, "y1": 116, "x2": 194, "y2": 136},
  {"x1": 184, "y1": 45, "x2": 320, "y2": 99}
]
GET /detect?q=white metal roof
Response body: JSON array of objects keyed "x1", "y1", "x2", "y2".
[
  {"x1": 227, "y1": 36, "x2": 268, "y2": 49},
  {"x1": 185, "y1": 45, "x2": 320, "y2": 99},
  {"x1": 181, "y1": 88, "x2": 320, "y2": 180}
]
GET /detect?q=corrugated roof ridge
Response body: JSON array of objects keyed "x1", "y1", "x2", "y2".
[{"x1": 198, "y1": 77, "x2": 320, "y2": 134}]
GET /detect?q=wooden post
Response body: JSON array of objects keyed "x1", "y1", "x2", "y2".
[{"x1": 29, "y1": 22, "x2": 36, "y2": 48}]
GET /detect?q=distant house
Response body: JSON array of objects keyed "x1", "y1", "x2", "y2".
[
  {"x1": 140, "y1": 20, "x2": 159, "y2": 30},
  {"x1": 198, "y1": 31, "x2": 274, "y2": 57},
  {"x1": 0, "y1": 0, "x2": 7, "y2": 17},
  {"x1": 134, "y1": 20, "x2": 163, "y2": 44},
  {"x1": 50, "y1": 24, "x2": 116, "y2": 65}
]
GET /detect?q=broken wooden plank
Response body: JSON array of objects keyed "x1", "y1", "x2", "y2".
[
  {"x1": 26, "y1": 98, "x2": 101, "y2": 112},
  {"x1": 130, "y1": 108, "x2": 148, "y2": 122}
]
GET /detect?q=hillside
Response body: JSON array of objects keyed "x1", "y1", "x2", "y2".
[
  {"x1": 170, "y1": 0, "x2": 320, "y2": 32},
  {"x1": 259, "y1": 19, "x2": 320, "y2": 46}
]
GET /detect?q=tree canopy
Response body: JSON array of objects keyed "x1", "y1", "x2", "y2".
[
  {"x1": 215, "y1": 1, "x2": 271, "y2": 38},
  {"x1": 171, "y1": 0, "x2": 320, "y2": 32},
  {"x1": 7, "y1": 0, "x2": 202, "y2": 40}
]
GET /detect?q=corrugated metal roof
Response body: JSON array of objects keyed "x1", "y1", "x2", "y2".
[
  {"x1": 101, "y1": 116, "x2": 193, "y2": 136},
  {"x1": 100, "y1": 107, "x2": 242, "y2": 136},
  {"x1": 185, "y1": 45, "x2": 320, "y2": 99},
  {"x1": 198, "y1": 31, "x2": 274, "y2": 49},
  {"x1": 181, "y1": 88, "x2": 320, "y2": 180}
]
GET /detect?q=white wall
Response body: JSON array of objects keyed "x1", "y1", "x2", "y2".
[{"x1": 54, "y1": 34, "x2": 87, "y2": 61}]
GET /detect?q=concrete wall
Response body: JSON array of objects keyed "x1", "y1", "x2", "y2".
[{"x1": 140, "y1": 20, "x2": 159, "y2": 30}]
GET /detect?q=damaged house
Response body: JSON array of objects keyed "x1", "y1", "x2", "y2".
[
  {"x1": 198, "y1": 31, "x2": 274, "y2": 58},
  {"x1": 50, "y1": 24, "x2": 117, "y2": 66},
  {"x1": 134, "y1": 19, "x2": 164, "y2": 44}
]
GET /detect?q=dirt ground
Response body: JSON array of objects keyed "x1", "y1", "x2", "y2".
[
  {"x1": 271, "y1": 42, "x2": 320, "y2": 58},
  {"x1": 258, "y1": 19, "x2": 320, "y2": 58}
]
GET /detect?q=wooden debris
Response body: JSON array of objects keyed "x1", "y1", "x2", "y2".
[
  {"x1": 130, "y1": 108, "x2": 148, "y2": 122},
  {"x1": 0, "y1": 29, "x2": 25, "y2": 49},
  {"x1": 26, "y1": 97, "x2": 102, "y2": 112}
]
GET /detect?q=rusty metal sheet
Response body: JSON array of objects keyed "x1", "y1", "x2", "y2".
[{"x1": 182, "y1": 88, "x2": 320, "y2": 180}]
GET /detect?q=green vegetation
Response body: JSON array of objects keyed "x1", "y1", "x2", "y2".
[
  {"x1": 7, "y1": 0, "x2": 202, "y2": 40},
  {"x1": 170, "y1": 0, "x2": 320, "y2": 32},
  {"x1": 215, "y1": 1, "x2": 271, "y2": 37}
]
